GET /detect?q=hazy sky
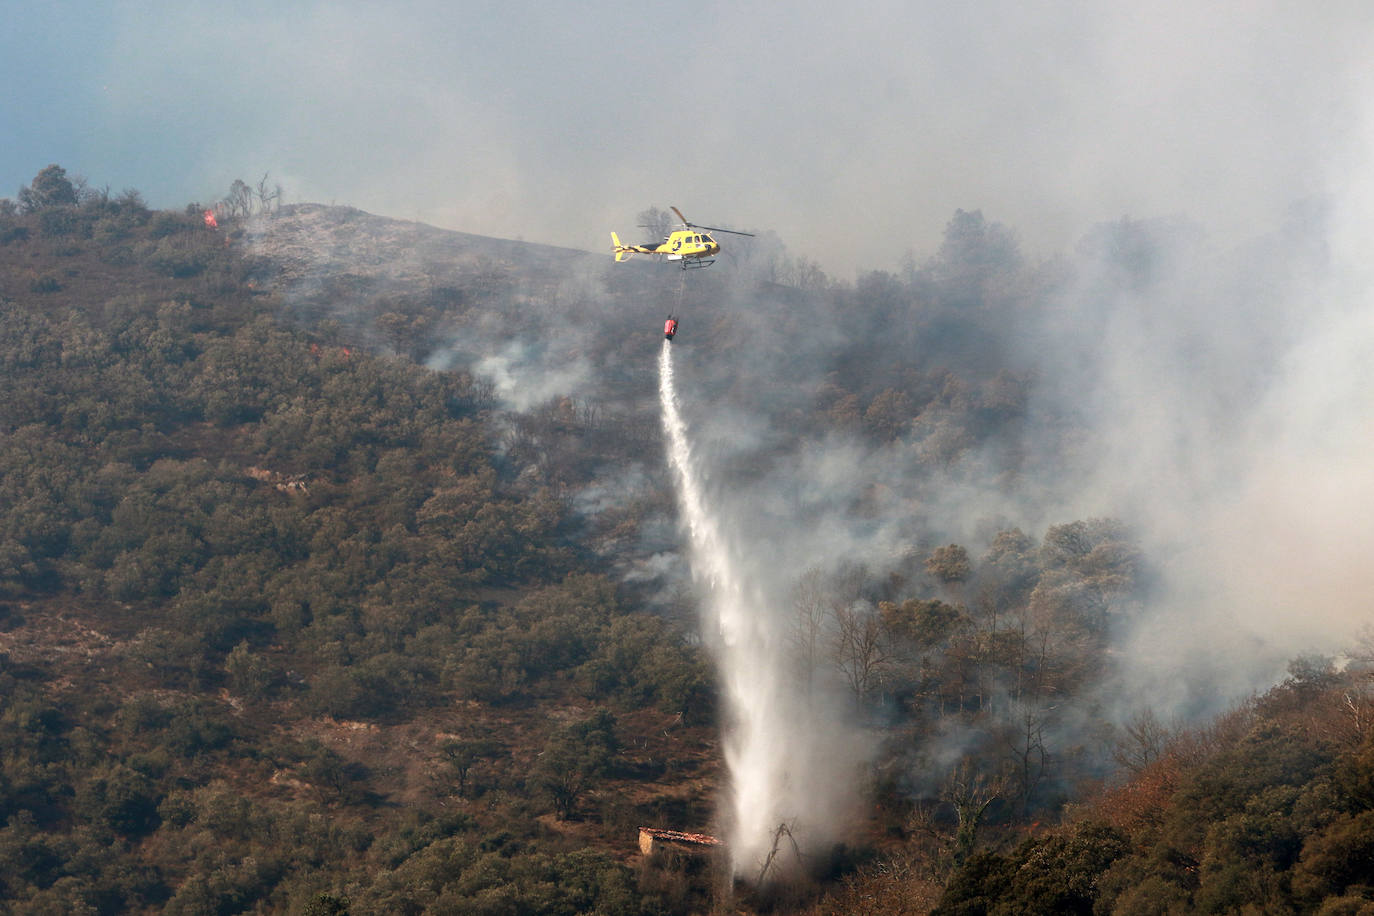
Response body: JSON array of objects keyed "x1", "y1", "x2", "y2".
[{"x1": 4, "y1": 1, "x2": 1371, "y2": 275}]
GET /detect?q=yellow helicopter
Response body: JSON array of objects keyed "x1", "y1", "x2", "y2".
[{"x1": 611, "y1": 206, "x2": 754, "y2": 269}]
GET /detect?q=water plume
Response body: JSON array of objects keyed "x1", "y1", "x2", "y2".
[{"x1": 658, "y1": 340, "x2": 862, "y2": 881}]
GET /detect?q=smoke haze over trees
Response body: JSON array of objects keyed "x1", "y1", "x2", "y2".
[
  {"x1": 3, "y1": 155, "x2": 1374, "y2": 911},
  {"x1": 232, "y1": 173, "x2": 1374, "y2": 906}
]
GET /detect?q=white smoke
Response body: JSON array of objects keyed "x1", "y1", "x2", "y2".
[
  {"x1": 472, "y1": 341, "x2": 595, "y2": 412},
  {"x1": 658, "y1": 340, "x2": 866, "y2": 880}
]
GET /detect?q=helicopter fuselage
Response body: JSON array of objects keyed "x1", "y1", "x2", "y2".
[
  {"x1": 662, "y1": 229, "x2": 719, "y2": 261},
  {"x1": 611, "y1": 208, "x2": 750, "y2": 269}
]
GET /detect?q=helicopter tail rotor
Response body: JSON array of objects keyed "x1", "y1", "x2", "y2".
[{"x1": 611, "y1": 231, "x2": 636, "y2": 262}]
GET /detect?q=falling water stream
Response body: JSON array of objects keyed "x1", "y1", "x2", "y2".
[{"x1": 658, "y1": 340, "x2": 794, "y2": 878}]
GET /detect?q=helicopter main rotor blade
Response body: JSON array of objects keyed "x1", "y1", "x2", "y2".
[
  {"x1": 696, "y1": 225, "x2": 755, "y2": 237},
  {"x1": 669, "y1": 206, "x2": 754, "y2": 236}
]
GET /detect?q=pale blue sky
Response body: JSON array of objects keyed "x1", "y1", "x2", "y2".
[{"x1": 5, "y1": 1, "x2": 1371, "y2": 274}]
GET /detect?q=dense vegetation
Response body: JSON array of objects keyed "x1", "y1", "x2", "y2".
[
  {"x1": 927, "y1": 660, "x2": 1374, "y2": 915},
  {"x1": 3, "y1": 165, "x2": 1370, "y2": 914},
  {"x1": 0, "y1": 167, "x2": 716, "y2": 914}
]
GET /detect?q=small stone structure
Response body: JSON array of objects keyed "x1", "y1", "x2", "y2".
[
  {"x1": 245, "y1": 466, "x2": 309, "y2": 494},
  {"x1": 637, "y1": 827, "x2": 722, "y2": 857}
]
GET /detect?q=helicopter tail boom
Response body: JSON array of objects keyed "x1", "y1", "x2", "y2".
[{"x1": 611, "y1": 231, "x2": 655, "y2": 262}]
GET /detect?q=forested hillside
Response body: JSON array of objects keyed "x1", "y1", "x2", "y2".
[
  {"x1": 0, "y1": 170, "x2": 716, "y2": 914},
  {"x1": 928, "y1": 660, "x2": 1374, "y2": 915},
  {"x1": 3, "y1": 166, "x2": 1371, "y2": 915}
]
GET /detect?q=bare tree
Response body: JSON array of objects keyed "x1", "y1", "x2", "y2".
[
  {"x1": 223, "y1": 179, "x2": 253, "y2": 218},
  {"x1": 636, "y1": 206, "x2": 674, "y2": 241},
  {"x1": 755, "y1": 820, "x2": 803, "y2": 887},
  {"x1": 832, "y1": 599, "x2": 890, "y2": 703},
  {"x1": 1112, "y1": 707, "x2": 1172, "y2": 774},
  {"x1": 255, "y1": 172, "x2": 282, "y2": 214},
  {"x1": 789, "y1": 567, "x2": 830, "y2": 699},
  {"x1": 832, "y1": 853, "x2": 938, "y2": 916},
  {"x1": 778, "y1": 254, "x2": 829, "y2": 290},
  {"x1": 1000, "y1": 700, "x2": 1050, "y2": 814},
  {"x1": 942, "y1": 760, "x2": 1005, "y2": 864},
  {"x1": 1344, "y1": 684, "x2": 1374, "y2": 741}
]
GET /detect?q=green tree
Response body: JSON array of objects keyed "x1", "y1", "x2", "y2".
[
  {"x1": 925, "y1": 544, "x2": 972, "y2": 588},
  {"x1": 224, "y1": 640, "x2": 274, "y2": 702},
  {"x1": 929, "y1": 208, "x2": 1023, "y2": 295},
  {"x1": 439, "y1": 736, "x2": 502, "y2": 797},
  {"x1": 78, "y1": 765, "x2": 162, "y2": 836},
  {"x1": 300, "y1": 892, "x2": 351, "y2": 915},
  {"x1": 863, "y1": 388, "x2": 914, "y2": 440},
  {"x1": 18, "y1": 165, "x2": 78, "y2": 212},
  {"x1": 1292, "y1": 811, "x2": 1374, "y2": 905},
  {"x1": 299, "y1": 740, "x2": 369, "y2": 805},
  {"x1": 531, "y1": 709, "x2": 619, "y2": 820}
]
